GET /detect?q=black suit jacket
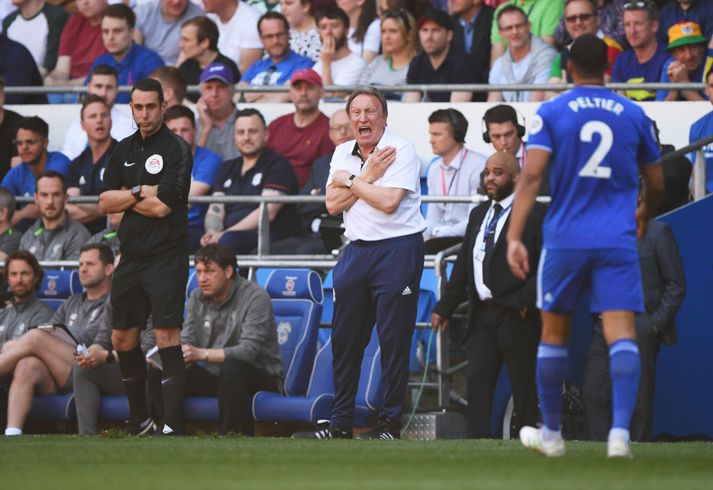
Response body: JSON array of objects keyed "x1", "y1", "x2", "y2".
[
  {"x1": 637, "y1": 219, "x2": 686, "y2": 345},
  {"x1": 451, "y1": 6, "x2": 494, "y2": 100},
  {"x1": 433, "y1": 200, "x2": 546, "y2": 324}
]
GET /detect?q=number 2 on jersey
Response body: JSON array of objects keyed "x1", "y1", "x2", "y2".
[{"x1": 578, "y1": 121, "x2": 613, "y2": 179}]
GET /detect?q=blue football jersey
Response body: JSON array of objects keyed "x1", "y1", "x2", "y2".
[{"x1": 527, "y1": 85, "x2": 660, "y2": 250}]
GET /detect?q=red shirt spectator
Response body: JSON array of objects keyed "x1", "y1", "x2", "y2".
[{"x1": 59, "y1": 13, "x2": 106, "y2": 79}]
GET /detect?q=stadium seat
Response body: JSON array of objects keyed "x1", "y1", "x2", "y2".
[
  {"x1": 318, "y1": 269, "x2": 334, "y2": 347},
  {"x1": 28, "y1": 394, "x2": 76, "y2": 422},
  {"x1": 37, "y1": 269, "x2": 82, "y2": 310},
  {"x1": 185, "y1": 267, "x2": 198, "y2": 299},
  {"x1": 255, "y1": 268, "x2": 277, "y2": 287}
]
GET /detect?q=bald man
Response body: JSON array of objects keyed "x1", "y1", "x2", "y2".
[{"x1": 432, "y1": 152, "x2": 546, "y2": 439}]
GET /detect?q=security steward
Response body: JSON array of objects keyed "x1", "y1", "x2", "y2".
[{"x1": 99, "y1": 78, "x2": 193, "y2": 436}]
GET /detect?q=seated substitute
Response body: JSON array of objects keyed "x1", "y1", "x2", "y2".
[
  {"x1": 0, "y1": 245, "x2": 112, "y2": 436},
  {"x1": 424, "y1": 108, "x2": 486, "y2": 254},
  {"x1": 0, "y1": 188, "x2": 21, "y2": 261},
  {"x1": 20, "y1": 171, "x2": 91, "y2": 261},
  {"x1": 147, "y1": 244, "x2": 282, "y2": 435},
  {"x1": 201, "y1": 108, "x2": 299, "y2": 254}
]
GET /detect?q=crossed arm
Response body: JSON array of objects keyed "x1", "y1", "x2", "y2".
[{"x1": 99, "y1": 185, "x2": 171, "y2": 218}]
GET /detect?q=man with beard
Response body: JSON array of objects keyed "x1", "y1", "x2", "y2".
[
  {"x1": 432, "y1": 151, "x2": 545, "y2": 439},
  {"x1": 19, "y1": 171, "x2": 91, "y2": 261},
  {"x1": 313, "y1": 6, "x2": 366, "y2": 87}
]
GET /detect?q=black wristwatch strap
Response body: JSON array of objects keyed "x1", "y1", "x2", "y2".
[{"x1": 131, "y1": 185, "x2": 143, "y2": 201}]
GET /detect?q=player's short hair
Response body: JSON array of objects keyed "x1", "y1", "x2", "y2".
[
  {"x1": 568, "y1": 33, "x2": 608, "y2": 77},
  {"x1": 164, "y1": 104, "x2": 196, "y2": 128},
  {"x1": 80, "y1": 243, "x2": 115, "y2": 265},
  {"x1": 17, "y1": 116, "x2": 49, "y2": 140},
  {"x1": 316, "y1": 6, "x2": 350, "y2": 29},
  {"x1": 0, "y1": 187, "x2": 16, "y2": 221},
  {"x1": 6, "y1": 250, "x2": 44, "y2": 290},
  {"x1": 236, "y1": 108, "x2": 267, "y2": 128},
  {"x1": 182, "y1": 16, "x2": 220, "y2": 51},
  {"x1": 103, "y1": 3, "x2": 136, "y2": 28},
  {"x1": 131, "y1": 78, "x2": 165, "y2": 105},
  {"x1": 346, "y1": 86, "x2": 388, "y2": 117},
  {"x1": 195, "y1": 244, "x2": 238, "y2": 279},
  {"x1": 80, "y1": 94, "x2": 110, "y2": 120},
  {"x1": 258, "y1": 11, "x2": 290, "y2": 35},
  {"x1": 89, "y1": 64, "x2": 119, "y2": 83},
  {"x1": 622, "y1": 0, "x2": 658, "y2": 22},
  {"x1": 36, "y1": 170, "x2": 68, "y2": 193},
  {"x1": 428, "y1": 109, "x2": 468, "y2": 143},
  {"x1": 150, "y1": 66, "x2": 187, "y2": 103},
  {"x1": 497, "y1": 4, "x2": 527, "y2": 26}
]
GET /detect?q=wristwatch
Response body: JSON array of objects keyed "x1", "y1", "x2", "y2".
[
  {"x1": 345, "y1": 174, "x2": 356, "y2": 189},
  {"x1": 131, "y1": 185, "x2": 143, "y2": 201}
]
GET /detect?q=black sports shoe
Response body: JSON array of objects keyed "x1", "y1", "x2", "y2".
[
  {"x1": 356, "y1": 419, "x2": 400, "y2": 440},
  {"x1": 125, "y1": 417, "x2": 157, "y2": 436},
  {"x1": 291, "y1": 421, "x2": 351, "y2": 439}
]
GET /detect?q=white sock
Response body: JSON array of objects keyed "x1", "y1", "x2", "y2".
[
  {"x1": 608, "y1": 427, "x2": 630, "y2": 442},
  {"x1": 5, "y1": 427, "x2": 22, "y2": 436},
  {"x1": 162, "y1": 424, "x2": 174, "y2": 435},
  {"x1": 541, "y1": 426, "x2": 562, "y2": 442}
]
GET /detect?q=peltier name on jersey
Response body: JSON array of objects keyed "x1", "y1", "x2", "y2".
[{"x1": 568, "y1": 96, "x2": 624, "y2": 116}]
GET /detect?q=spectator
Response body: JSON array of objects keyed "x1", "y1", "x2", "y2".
[
  {"x1": 201, "y1": 108, "x2": 299, "y2": 254},
  {"x1": 658, "y1": 0, "x2": 713, "y2": 43},
  {"x1": 150, "y1": 66, "x2": 188, "y2": 107},
  {"x1": 549, "y1": 0, "x2": 622, "y2": 86},
  {"x1": 86, "y1": 4, "x2": 165, "y2": 104},
  {"x1": 239, "y1": 11, "x2": 314, "y2": 102},
  {"x1": 267, "y1": 68, "x2": 334, "y2": 188},
  {"x1": 2, "y1": 117, "x2": 70, "y2": 226},
  {"x1": 46, "y1": 0, "x2": 107, "y2": 91},
  {"x1": 205, "y1": 0, "x2": 263, "y2": 73},
  {"x1": 248, "y1": 0, "x2": 281, "y2": 13},
  {"x1": 490, "y1": 0, "x2": 563, "y2": 62},
  {"x1": 314, "y1": 6, "x2": 367, "y2": 87},
  {"x1": 424, "y1": 108, "x2": 486, "y2": 254},
  {"x1": 358, "y1": 9, "x2": 418, "y2": 99},
  {"x1": 281, "y1": 0, "x2": 322, "y2": 62},
  {"x1": 86, "y1": 211, "x2": 122, "y2": 256},
  {"x1": 2, "y1": 0, "x2": 69, "y2": 76},
  {"x1": 61, "y1": 65, "x2": 135, "y2": 160},
  {"x1": 612, "y1": 0, "x2": 668, "y2": 101},
  {"x1": 135, "y1": 0, "x2": 205, "y2": 66},
  {"x1": 555, "y1": 0, "x2": 629, "y2": 50},
  {"x1": 65, "y1": 95, "x2": 115, "y2": 235},
  {"x1": 148, "y1": 244, "x2": 282, "y2": 435},
  {"x1": 164, "y1": 104, "x2": 223, "y2": 253},
  {"x1": 0, "y1": 76, "x2": 22, "y2": 178},
  {"x1": 656, "y1": 21, "x2": 712, "y2": 101},
  {"x1": 337, "y1": 0, "x2": 380, "y2": 61},
  {"x1": 20, "y1": 171, "x2": 91, "y2": 260},
  {"x1": 0, "y1": 251, "x2": 53, "y2": 352},
  {"x1": 0, "y1": 245, "x2": 112, "y2": 436},
  {"x1": 0, "y1": 33, "x2": 47, "y2": 104},
  {"x1": 450, "y1": 0, "x2": 495, "y2": 101},
  {"x1": 178, "y1": 16, "x2": 241, "y2": 103},
  {"x1": 270, "y1": 108, "x2": 354, "y2": 255},
  {"x1": 488, "y1": 5, "x2": 555, "y2": 102},
  {"x1": 404, "y1": 9, "x2": 475, "y2": 102},
  {"x1": 689, "y1": 67, "x2": 713, "y2": 193},
  {"x1": 0, "y1": 188, "x2": 21, "y2": 260},
  {"x1": 195, "y1": 62, "x2": 241, "y2": 161}
]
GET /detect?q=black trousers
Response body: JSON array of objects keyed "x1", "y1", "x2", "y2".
[
  {"x1": 148, "y1": 359, "x2": 281, "y2": 435},
  {"x1": 466, "y1": 301, "x2": 540, "y2": 439},
  {"x1": 582, "y1": 320, "x2": 660, "y2": 442}
]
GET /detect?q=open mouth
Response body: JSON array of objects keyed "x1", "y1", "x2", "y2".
[{"x1": 358, "y1": 126, "x2": 372, "y2": 137}]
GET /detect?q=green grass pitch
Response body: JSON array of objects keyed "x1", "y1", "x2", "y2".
[{"x1": 1, "y1": 437, "x2": 712, "y2": 489}]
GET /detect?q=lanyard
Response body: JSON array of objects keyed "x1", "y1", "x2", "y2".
[{"x1": 440, "y1": 149, "x2": 466, "y2": 195}]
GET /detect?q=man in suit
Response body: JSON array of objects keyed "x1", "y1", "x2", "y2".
[
  {"x1": 450, "y1": 0, "x2": 494, "y2": 101},
  {"x1": 432, "y1": 151, "x2": 545, "y2": 438},
  {"x1": 582, "y1": 218, "x2": 686, "y2": 442}
]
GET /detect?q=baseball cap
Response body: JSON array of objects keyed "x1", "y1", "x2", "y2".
[
  {"x1": 417, "y1": 8, "x2": 453, "y2": 31},
  {"x1": 667, "y1": 21, "x2": 707, "y2": 50},
  {"x1": 290, "y1": 68, "x2": 323, "y2": 87},
  {"x1": 199, "y1": 62, "x2": 235, "y2": 85}
]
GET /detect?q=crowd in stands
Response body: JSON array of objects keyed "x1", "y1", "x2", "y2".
[{"x1": 0, "y1": 0, "x2": 707, "y2": 435}]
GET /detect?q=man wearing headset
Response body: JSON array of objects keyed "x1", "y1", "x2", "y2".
[{"x1": 424, "y1": 108, "x2": 486, "y2": 254}]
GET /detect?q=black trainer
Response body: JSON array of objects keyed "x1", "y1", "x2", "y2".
[
  {"x1": 291, "y1": 421, "x2": 351, "y2": 439},
  {"x1": 356, "y1": 419, "x2": 400, "y2": 440},
  {"x1": 125, "y1": 417, "x2": 157, "y2": 436}
]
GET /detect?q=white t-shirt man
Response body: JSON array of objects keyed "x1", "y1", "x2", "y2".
[
  {"x1": 207, "y1": 1, "x2": 262, "y2": 69},
  {"x1": 313, "y1": 52, "x2": 367, "y2": 86},
  {"x1": 61, "y1": 106, "x2": 135, "y2": 160}
]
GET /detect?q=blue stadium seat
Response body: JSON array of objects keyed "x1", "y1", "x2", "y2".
[
  {"x1": 28, "y1": 394, "x2": 75, "y2": 421},
  {"x1": 255, "y1": 268, "x2": 277, "y2": 287},
  {"x1": 185, "y1": 267, "x2": 198, "y2": 299},
  {"x1": 318, "y1": 269, "x2": 334, "y2": 347},
  {"x1": 37, "y1": 269, "x2": 82, "y2": 310}
]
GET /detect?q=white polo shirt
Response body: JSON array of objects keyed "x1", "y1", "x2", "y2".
[{"x1": 328, "y1": 128, "x2": 426, "y2": 241}]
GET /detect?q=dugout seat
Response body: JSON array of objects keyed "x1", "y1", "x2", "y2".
[
  {"x1": 37, "y1": 269, "x2": 82, "y2": 310},
  {"x1": 28, "y1": 393, "x2": 76, "y2": 422}
]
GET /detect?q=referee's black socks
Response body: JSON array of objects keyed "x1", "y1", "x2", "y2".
[
  {"x1": 158, "y1": 345, "x2": 186, "y2": 433},
  {"x1": 117, "y1": 345, "x2": 150, "y2": 424}
]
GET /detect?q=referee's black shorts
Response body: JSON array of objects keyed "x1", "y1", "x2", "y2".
[{"x1": 111, "y1": 252, "x2": 188, "y2": 330}]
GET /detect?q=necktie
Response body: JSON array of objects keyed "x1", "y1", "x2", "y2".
[{"x1": 484, "y1": 203, "x2": 503, "y2": 253}]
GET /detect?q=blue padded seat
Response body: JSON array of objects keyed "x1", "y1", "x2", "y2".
[
  {"x1": 28, "y1": 394, "x2": 75, "y2": 421},
  {"x1": 37, "y1": 269, "x2": 82, "y2": 310}
]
